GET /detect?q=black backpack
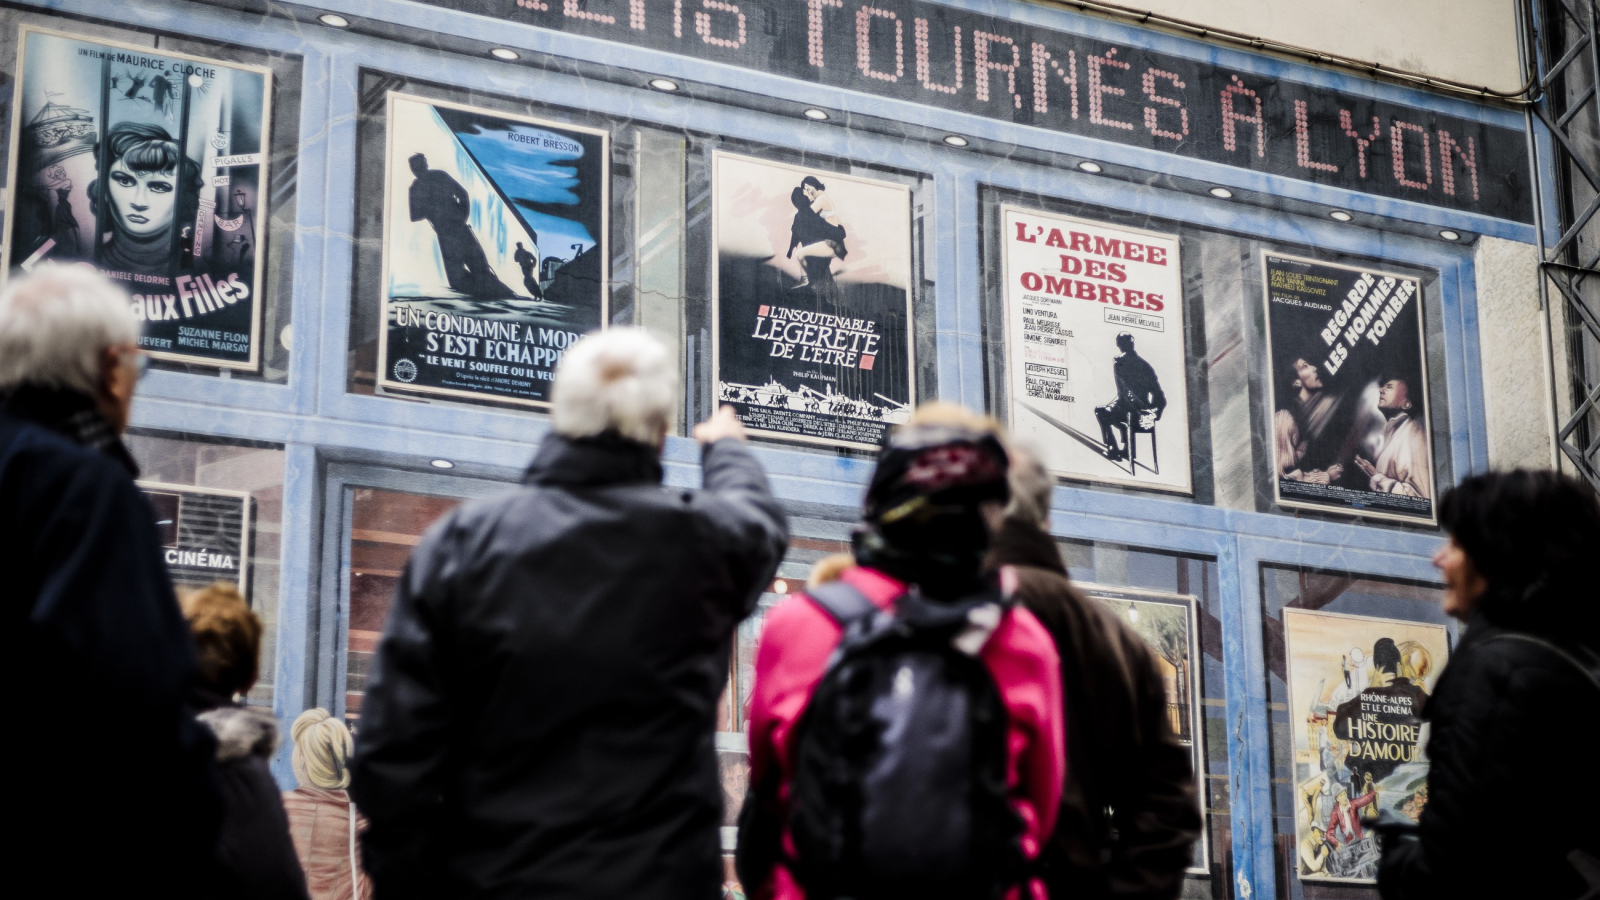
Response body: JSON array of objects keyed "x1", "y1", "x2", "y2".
[{"x1": 738, "y1": 579, "x2": 1026, "y2": 900}]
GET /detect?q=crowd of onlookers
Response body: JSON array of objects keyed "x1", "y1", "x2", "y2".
[{"x1": 4, "y1": 265, "x2": 1596, "y2": 900}]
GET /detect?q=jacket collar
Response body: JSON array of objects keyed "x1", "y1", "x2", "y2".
[
  {"x1": 523, "y1": 431, "x2": 664, "y2": 488},
  {"x1": 1, "y1": 384, "x2": 139, "y2": 476},
  {"x1": 983, "y1": 516, "x2": 1068, "y2": 575}
]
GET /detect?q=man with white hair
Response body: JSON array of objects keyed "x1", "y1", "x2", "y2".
[
  {"x1": 0, "y1": 266, "x2": 221, "y2": 896},
  {"x1": 351, "y1": 327, "x2": 789, "y2": 900}
]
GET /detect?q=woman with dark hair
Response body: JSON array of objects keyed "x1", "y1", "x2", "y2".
[
  {"x1": 88, "y1": 121, "x2": 202, "y2": 275},
  {"x1": 1379, "y1": 470, "x2": 1600, "y2": 900}
]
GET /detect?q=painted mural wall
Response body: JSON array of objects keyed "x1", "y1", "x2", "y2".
[{"x1": 0, "y1": 0, "x2": 1521, "y2": 898}]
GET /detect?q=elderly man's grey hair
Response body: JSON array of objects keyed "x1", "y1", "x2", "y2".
[
  {"x1": 0, "y1": 266, "x2": 138, "y2": 396},
  {"x1": 551, "y1": 327, "x2": 676, "y2": 445},
  {"x1": 1004, "y1": 440, "x2": 1055, "y2": 527}
]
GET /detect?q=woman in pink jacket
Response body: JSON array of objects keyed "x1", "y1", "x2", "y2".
[{"x1": 743, "y1": 408, "x2": 1066, "y2": 900}]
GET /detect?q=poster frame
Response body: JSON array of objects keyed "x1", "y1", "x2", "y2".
[
  {"x1": 137, "y1": 479, "x2": 254, "y2": 594},
  {"x1": 2, "y1": 24, "x2": 274, "y2": 372},
  {"x1": 998, "y1": 204, "x2": 1192, "y2": 495},
  {"x1": 709, "y1": 149, "x2": 916, "y2": 452},
  {"x1": 1278, "y1": 605, "x2": 1450, "y2": 885},
  {"x1": 1259, "y1": 250, "x2": 1437, "y2": 525},
  {"x1": 374, "y1": 90, "x2": 611, "y2": 410},
  {"x1": 1078, "y1": 581, "x2": 1210, "y2": 874}
]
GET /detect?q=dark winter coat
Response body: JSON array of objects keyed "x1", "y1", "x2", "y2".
[
  {"x1": 1379, "y1": 608, "x2": 1600, "y2": 900},
  {"x1": 194, "y1": 689, "x2": 312, "y2": 900},
  {"x1": 350, "y1": 432, "x2": 788, "y2": 900},
  {"x1": 0, "y1": 386, "x2": 221, "y2": 897},
  {"x1": 984, "y1": 517, "x2": 1202, "y2": 900}
]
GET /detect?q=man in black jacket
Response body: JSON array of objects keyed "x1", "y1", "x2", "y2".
[
  {"x1": 351, "y1": 327, "x2": 789, "y2": 900},
  {"x1": 984, "y1": 443, "x2": 1201, "y2": 900},
  {"x1": 0, "y1": 267, "x2": 221, "y2": 897}
]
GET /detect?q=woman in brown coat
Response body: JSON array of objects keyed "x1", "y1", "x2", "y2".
[{"x1": 283, "y1": 709, "x2": 373, "y2": 900}]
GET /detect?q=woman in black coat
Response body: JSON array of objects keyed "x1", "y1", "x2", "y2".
[
  {"x1": 183, "y1": 582, "x2": 311, "y2": 900},
  {"x1": 1379, "y1": 470, "x2": 1600, "y2": 900}
]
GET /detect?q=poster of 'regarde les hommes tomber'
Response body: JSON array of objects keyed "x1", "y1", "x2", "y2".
[
  {"x1": 1263, "y1": 254, "x2": 1435, "y2": 524},
  {"x1": 713, "y1": 152, "x2": 914, "y2": 450},
  {"x1": 4, "y1": 27, "x2": 272, "y2": 369},
  {"x1": 1001, "y1": 207, "x2": 1191, "y2": 494}
]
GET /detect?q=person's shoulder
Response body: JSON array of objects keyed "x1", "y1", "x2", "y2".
[
  {"x1": 1455, "y1": 630, "x2": 1596, "y2": 694},
  {"x1": 764, "y1": 591, "x2": 835, "y2": 637},
  {"x1": 0, "y1": 415, "x2": 142, "y2": 504},
  {"x1": 993, "y1": 602, "x2": 1060, "y2": 669}
]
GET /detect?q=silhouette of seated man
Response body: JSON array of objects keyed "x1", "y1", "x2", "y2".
[
  {"x1": 407, "y1": 153, "x2": 511, "y2": 298},
  {"x1": 1094, "y1": 332, "x2": 1167, "y2": 463}
]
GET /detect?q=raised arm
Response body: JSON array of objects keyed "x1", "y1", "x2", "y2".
[{"x1": 693, "y1": 407, "x2": 789, "y2": 618}]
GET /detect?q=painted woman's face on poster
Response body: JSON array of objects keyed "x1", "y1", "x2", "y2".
[{"x1": 3, "y1": 27, "x2": 272, "y2": 369}]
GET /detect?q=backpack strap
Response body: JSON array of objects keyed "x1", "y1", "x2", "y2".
[
  {"x1": 805, "y1": 580, "x2": 882, "y2": 628},
  {"x1": 1480, "y1": 633, "x2": 1600, "y2": 695}
]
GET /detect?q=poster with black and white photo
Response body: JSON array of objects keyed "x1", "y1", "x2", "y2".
[
  {"x1": 1262, "y1": 254, "x2": 1434, "y2": 524},
  {"x1": 139, "y1": 482, "x2": 251, "y2": 593},
  {"x1": 1001, "y1": 207, "x2": 1190, "y2": 493},
  {"x1": 378, "y1": 93, "x2": 608, "y2": 408},
  {"x1": 1080, "y1": 583, "x2": 1209, "y2": 873},
  {"x1": 713, "y1": 152, "x2": 914, "y2": 450},
  {"x1": 4, "y1": 27, "x2": 272, "y2": 369}
]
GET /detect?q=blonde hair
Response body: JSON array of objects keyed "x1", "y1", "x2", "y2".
[
  {"x1": 550, "y1": 327, "x2": 676, "y2": 445},
  {"x1": 807, "y1": 553, "x2": 857, "y2": 588},
  {"x1": 180, "y1": 581, "x2": 261, "y2": 697},
  {"x1": 903, "y1": 401, "x2": 1002, "y2": 434},
  {"x1": 0, "y1": 265, "x2": 138, "y2": 395},
  {"x1": 291, "y1": 708, "x2": 354, "y2": 790}
]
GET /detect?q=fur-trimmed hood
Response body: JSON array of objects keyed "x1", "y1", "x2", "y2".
[{"x1": 197, "y1": 705, "x2": 281, "y2": 763}]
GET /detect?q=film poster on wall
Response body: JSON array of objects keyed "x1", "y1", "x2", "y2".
[
  {"x1": 1263, "y1": 254, "x2": 1435, "y2": 523},
  {"x1": 138, "y1": 482, "x2": 251, "y2": 594},
  {"x1": 1080, "y1": 583, "x2": 1209, "y2": 873},
  {"x1": 377, "y1": 93, "x2": 608, "y2": 408},
  {"x1": 1000, "y1": 207, "x2": 1191, "y2": 494},
  {"x1": 4, "y1": 27, "x2": 272, "y2": 369},
  {"x1": 713, "y1": 151, "x2": 914, "y2": 450},
  {"x1": 1282, "y1": 608, "x2": 1449, "y2": 884}
]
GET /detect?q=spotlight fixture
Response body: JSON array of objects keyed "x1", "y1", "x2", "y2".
[
  {"x1": 1329, "y1": 210, "x2": 1354, "y2": 222},
  {"x1": 429, "y1": 458, "x2": 456, "y2": 470},
  {"x1": 803, "y1": 108, "x2": 830, "y2": 121},
  {"x1": 317, "y1": 13, "x2": 350, "y2": 27},
  {"x1": 772, "y1": 579, "x2": 789, "y2": 594},
  {"x1": 648, "y1": 78, "x2": 680, "y2": 92},
  {"x1": 1439, "y1": 229, "x2": 1462, "y2": 241},
  {"x1": 1077, "y1": 161, "x2": 1103, "y2": 174},
  {"x1": 942, "y1": 134, "x2": 970, "y2": 147},
  {"x1": 1209, "y1": 187, "x2": 1234, "y2": 199},
  {"x1": 490, "y1": 47, "x2": 520, "y2": 61}
]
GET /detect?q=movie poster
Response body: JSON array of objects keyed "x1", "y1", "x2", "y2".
[
  {"x1": 1282, "y1": 608, "x2": 1449, "y2": 883},
  {"x1": 1263, "y1": 254, "x2": 1435, "y2": 523},
  {"x1": 139, "y1": 482, "x2": 251, "y2": 593},
  {"x1": 1000, "y1": 208, "x2": 1190, "y2": 493},
  {"x1": 378, "y1": 93, "x2": 608, "y2": 407},
  {"x1": 713, "y1": 152, "x2": 914, "y2": 450},
  {"x1": 1082, "y1": 584, "x2": 1209, "y2": 873},
  {"x1": 4, "y1": 27, "x2": 272, "y2": 369}
]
